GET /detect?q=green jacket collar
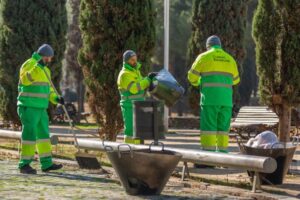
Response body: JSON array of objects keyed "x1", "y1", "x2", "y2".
[
  {"x1": 211, "y1": 45, "x2": 222, "y2": 49},
  {"x1": 32, "y1": 52, "x2": 42, "y2": 61},
  {"x1": 123, "y1": 62, "x2": 141, "y2": 71}
]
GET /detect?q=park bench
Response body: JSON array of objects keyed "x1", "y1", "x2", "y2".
[
  {"x1": 231, "y1": 106, "x2": 279, "y2": 139},
  {"x1": 53, "y1": 103, "x2": 91, "y2": 124}
]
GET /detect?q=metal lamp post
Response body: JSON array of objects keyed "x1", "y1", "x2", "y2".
[{"x1": 163, "y1": 0, "x2": 170, "y2": 131}]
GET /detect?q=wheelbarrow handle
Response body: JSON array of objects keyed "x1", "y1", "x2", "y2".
[
  {"x1": 104, "y1": 146, "x2": 113, "y2": 152},
  {"x1": 117, "y1": 144, "x2": 133, "y2": 158},
  {"x1": 149, "y1": 141, "x2": 165, "y2": 152}
]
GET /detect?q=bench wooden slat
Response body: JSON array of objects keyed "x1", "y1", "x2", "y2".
[
  {"x1": 231, "y1": 122, "x2": 277, "y2": 127},
  {"x1": 238, "y1": 110, "x2": 275, "y2": 113},
  {"x1": 234, "y1": 118, "x2": 279, "y2": 122},
  {"x1": 237, "y1": 113, "x2": 278, "y2": 117},
  {"x1": 231, "y1": 106, "x2": 278, "y2": 128}
]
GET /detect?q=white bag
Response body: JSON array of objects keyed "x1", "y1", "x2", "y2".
[{"x1": 246, "y1": 131, "x2": 283, "y2": 149}]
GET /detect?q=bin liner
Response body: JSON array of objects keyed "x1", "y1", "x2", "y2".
[
  {"x1": 149, "y1": 69, "x2": 185, "y2": 107},
  {"x1": 246, "y1": 131, "x2": 284, "y2": 149}
]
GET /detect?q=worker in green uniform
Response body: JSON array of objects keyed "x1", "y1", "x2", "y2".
[
  {"x1": 117, "y1": 50, "x2": 156, "y2": 144},
  {"x1": 18, "y1": 44, "x2": 64, "y2": 174},
  {"x1": 188, "y1": 35, "x2": 240, "y2": 154}
]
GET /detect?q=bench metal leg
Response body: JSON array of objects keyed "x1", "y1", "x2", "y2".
[
  {"x1": 252, "y1": 171, "x2": 261, "y2": 193},
  {"x1": 181, "y1": 162, "x2": 190, "y2": 181}
]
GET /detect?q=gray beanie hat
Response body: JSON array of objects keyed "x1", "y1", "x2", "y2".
[
  {"x1": 123, "y1": 50, "x2": 136, "y2": 63},
  {"x1": 37, "y1": 44, "x2": 54, "y2": 57},
  {"x1": 206, "y1": 35, "x2": 221, "y2": 48}
]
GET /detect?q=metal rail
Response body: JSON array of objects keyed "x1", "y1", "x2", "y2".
[
  {"x1": 0, "y1": 129, "x2": 58, "y2": 145},
  {"x1": 77, "y1": 139, "x2": 276, "y2": 173}
]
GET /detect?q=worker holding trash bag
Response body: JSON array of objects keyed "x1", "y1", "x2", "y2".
[
  {"x1": 117, "y1": 50, "x2": 156, "y2": 144},
  {"x1": 17, "y1": 44, "x2": 63, "y2": 174},
  {"x1": 188, "y1": 35, "x2": 240, "y2": 154}
]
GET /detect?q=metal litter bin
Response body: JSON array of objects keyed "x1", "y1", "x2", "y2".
[{"x1": 133, "y1": 100, "x2": 165, "y2": 141}]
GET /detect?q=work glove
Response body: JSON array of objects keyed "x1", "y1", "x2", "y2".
[
  {"x1": 57, "y1": 96, "x2": 65, "y2": 105},
  {"x1": 149, "y1": 82, "x2": 155, "y2": 91},
  {"x1": 148, "y1": 72, "x2": 158, "y2": 80}
]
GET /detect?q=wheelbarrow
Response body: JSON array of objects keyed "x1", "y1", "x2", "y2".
[{"x1": 237, "y1": 138, "x2": 297, "y2": 185}]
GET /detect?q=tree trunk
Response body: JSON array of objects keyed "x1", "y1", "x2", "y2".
[
  {"x1": 278, "y1": 102, "x2": 291, "y2": 142},
  {"x1": 76, "y1": 80, "x2": 85, "y2": 116}
]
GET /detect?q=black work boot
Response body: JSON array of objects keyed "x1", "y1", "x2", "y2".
[
  {"x1": 20, "y1": 164, "x2": 37, "y2": 174},
  {"x1": 42, "y1": 163, "x2": 63, "y2": 172}
]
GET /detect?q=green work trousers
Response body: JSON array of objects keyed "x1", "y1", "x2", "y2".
[
  {"x1": 120, "y1": 100, "x2": 142, "y2": 144},
  {"x1": 18, "y1": 106, "x2": 53, "y2": 169},
  {"x1": 200, "y1": 105, "x2": 232, "y2": 152}
]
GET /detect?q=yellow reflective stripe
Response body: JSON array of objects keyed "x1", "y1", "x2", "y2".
[
  {"x1": 39, "y1": 152, "x2": 52, "y2": 158},
  {"x1": 201, "y1": 131, "x2": 217, "y2": 135},
  {"x1": 121, "y1": 94, "x2": 144, "y2": 100},
  {"x1": 190, "y1": 69, "x2": 201, "y2": 76},
  {"x1": 201, "y1": 71, "x2": 233, "y2": 78},
  {"x1": 37, "y1": 142, "x2": 52, "y2": 155},
  {"x1": 136, "y1": 82, "x2": 141, "y2": 91},
  {"x1": 127, "y1": 81, "x2": 135, "y2": 91},
  {"x1": 21, "y1": 143, "x2": 35, "y2": 157},
  {"x1": 21, "y1": 155, "x2": 35, "y2": 160},
  {"x1": 19, "y1": 92, "x2": 49, "y2": 98},
  {"x1": 202, "y1": 83, "x2": 232, "y2": 88},
  {"x1": 124, "y1": 136, "x2": 141, "y2": 145},
  {"x1": 31, "y1": 82, "x2": 49, "y2": 86},
  {"x1": 22, "y1": 140, "x2": 36, "y2": 145}
]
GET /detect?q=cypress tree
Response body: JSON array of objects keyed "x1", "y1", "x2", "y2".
[
  {"x1": 0, "y1": 0, "x2": 67, "y2": 124},
  {"x1": 187, "y1": 0, "x2": 248, "y2": 114},
  {"x1": 253, "y1": 0, "x2": 300, "y2": 142},
  {"x1": 79, "y1": 0, "x2": 156, "y2": 140}
]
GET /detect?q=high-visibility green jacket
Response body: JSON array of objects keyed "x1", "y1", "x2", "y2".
[
  {"x1": 188, "y1": 46, "x2": 240, "y2": 107},
  {"x1": 117, "y1": 62, "x2": 150, "y2": 102},
  {"x1": 17, "y1": 52, "x2": 58, "y2": 108}
]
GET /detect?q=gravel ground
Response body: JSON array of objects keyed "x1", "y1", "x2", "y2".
[{"x1": 0, "y1": 158, "x2": 277, "y2": 200}]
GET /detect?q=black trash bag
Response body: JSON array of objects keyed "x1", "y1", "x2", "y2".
[{"x1": 149, "y1": 69, "x2": 185, "y2": 107}]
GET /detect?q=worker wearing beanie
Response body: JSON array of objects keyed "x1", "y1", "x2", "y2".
[
  {"x1": 17, "y1": 44, "x2": 64, "y2": 174},
  {"x1": 117, "y1": 50, "x2": 156, "y2": 144},
  {"x1": 188, "y1": 35, "x2": 240, "y2": 154}
]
